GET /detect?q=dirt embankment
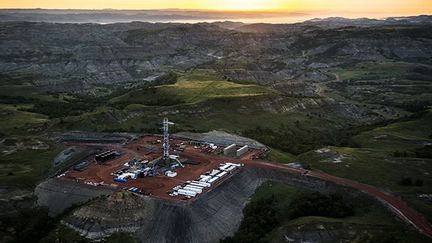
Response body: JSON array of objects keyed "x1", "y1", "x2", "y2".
[
  {"x1": 35, "y1": 179, "x2": 114, "y2": 217},
  {"x1": 41, "y1": 167, "x2": 367, "y2": 242}
]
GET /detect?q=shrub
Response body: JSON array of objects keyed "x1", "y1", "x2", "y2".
[
  {"x1": 288, "y1": 192, "x2": 354, "y2": 219},
  {"x1": 399, "y1": 177, "x2": 413, "y2": 186}
]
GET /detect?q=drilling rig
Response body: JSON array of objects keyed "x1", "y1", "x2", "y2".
[
  {"x1": 149, "y1": 118, "x2": 184, "y2": 176},
  {"x1": 162, "y1": 117, "x2": 174, "y2": 162}
]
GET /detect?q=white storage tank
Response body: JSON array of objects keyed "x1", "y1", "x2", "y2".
[
  {"x1": 236, "y1": 145, "x2": 249, "y2": 157},
  {"x1": 223, "y1": 144, "x2": 237, "y2": 156}
]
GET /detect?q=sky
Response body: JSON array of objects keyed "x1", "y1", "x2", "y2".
[{"x1": 1, "y1": 0, "x2": 431, "y2": 17}]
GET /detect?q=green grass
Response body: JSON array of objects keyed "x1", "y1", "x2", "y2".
[
  {"x1": 247, "y1": 181, "x2": 428, "y2": 243},
  {"x1": 352, "y1": 110, "x2": 432, "y2": 151},
  {"x1": 0, "y1": 140, "x2": 64, "y2": 189},
  {"x1": 0, "y1": 85, "x2": 61, "y2": 101},
  {"x1": 297, "y1": 147, "x2": 432, "y2": 193},
  {"x1": 110, "y1": 70, "x2": 276, "y2": 106},
  {"x1": 332, "y1": 61, "x2": 431, "y2": 81},
  {"x1": 295, "y1": 111, "x2": 432, "y2": 222},
  {"x1": 0, "y1": 104, "x2": 49, "y2": 135},
  {"x1": 268, "y1": 148, "x2": 296, "y2": 163}
]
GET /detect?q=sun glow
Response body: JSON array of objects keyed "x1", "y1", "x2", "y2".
[
  {"x1": 206, "y1": 0, "x2": 285, "y2": 11},
  {"x1": 0, "y1": 0, "x2": 431, "y2": 16}
]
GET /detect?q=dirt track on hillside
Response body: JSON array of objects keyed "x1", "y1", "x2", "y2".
[{"x1": 245, "y1": 160, "x2": 432, "y2": 239}]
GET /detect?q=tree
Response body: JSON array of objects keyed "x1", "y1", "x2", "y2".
[{"x1": 399, "y1": 177, "x2": 413, "y2": 186}]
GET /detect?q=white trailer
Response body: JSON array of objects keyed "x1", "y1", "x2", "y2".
[
  {"x1": 226, "y1": 165, "x2": 237, "y2": 172},
  {"x1": 219, "y1": 164, "x2": 231, "y2": 171},
  {"x1": 209, "y1": 169, "x2": 220, "y2": 176},
  {"x1": 178, "y1": 189, "x2": 197, "y2": 197},
  {"x1": 185, "y1": 184, "x2": 205, "y2": 190},
  {"x1": 200, "y1": 175, "x2": 212, "y2": 182},
  {"x1": 217, "y1": 171, "x2": 228, "y2": 178},
  {"x1": 208, "y1": 177, "x2": 219, "y2": 184},
  {"x1": 191, "y1": 181, "x2": 211, "y2": 187},
  {"x1": 183, "y1": 186, "x2": 202, "y2": 194},
  {"x1": 226, "y1": 162, "x2": 242, "y2": 167}
]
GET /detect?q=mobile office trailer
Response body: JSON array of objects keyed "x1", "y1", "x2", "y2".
[
  {"x1": 199, "y1": 175, "x2": 212, "y2": 182},
  {"x1": 217, "y1": 171, "x2": 228, "y2": 178},
  {"x1": 219, "y1": 164, "x2": 231, "y2": 171},
  {"x1": 226, "y1": 165, "x2": 237, "y2": 172},
  {"x1": 183, "y1": 186, "x2": 202, "y2": 194},
  {"x1": 208, "y1": 177, "x2": 219, "y2": 184},
  {"x1": 209, "y1": 169, "x2": 220, "y2": 176},
  {"x1": 190, "y1": 181, "x2": 210, "y2": 188},
  {"x1": 185, "y1": 184, "x2": 205, "y2": 190},
  {"x1": 177, "y1": 189, "x2": 197, "y2": 197},
  {"x1": 226, "y1": 162, "x2": 242, "y2": 167}
]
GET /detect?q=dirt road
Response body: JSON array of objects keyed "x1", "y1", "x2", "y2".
[{"x1": 245, "y1": 160, "x2": 432, "y2": 239}]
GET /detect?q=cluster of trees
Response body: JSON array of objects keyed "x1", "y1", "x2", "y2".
[
  {"x1": 399, "y1": 177, "x2": 424, "y2": 187},
  {"x1": 393, "y1": 145, "x2": 432, "y2": 159},
  {"x1": 221, "y1": 192, "x2": 354, "y2": 243},
  {"x1": 415, "y1": 145, "x2": 432, "y2": 159},
  {"x1": 0, "y1": 94, "x2": 104, "y2": 119},
  {"x1": 0, "y1": 208, "x2": 55, "y2": 243},
  {"x1": 26, "y1": 99, "x2": 98, "y2": 118},
  {"x1": 242, "y1": 124, "x2": 355, "y2": 155},
  {"x1": 288, "y1": 192, "x2": 354, "y2": 219},
  {"x1": 221, "y1": 196, "x2": 279, "y2": 243},
  {"x1": 152, "y1": 71, "x2": 178, "y2": 85}
]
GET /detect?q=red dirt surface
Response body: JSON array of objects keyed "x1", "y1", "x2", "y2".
[
  {"x1": 62, "y1": 136, "x2": 259, "y2": 202},
  {"x1": 60, "y1": 135, "x2": 432, "y2": 238}
]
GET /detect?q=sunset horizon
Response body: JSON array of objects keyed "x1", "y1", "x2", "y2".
[
  {"x1": 1, "y1": 0, "x2": 431, "y2": 16},
  {"x1": 1, "y1": 1, "x2": 432, "y2": 243}
]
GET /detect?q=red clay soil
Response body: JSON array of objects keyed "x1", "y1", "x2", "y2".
[
  {"x1": 60, "y1": 135, "x2": 432, "y2": 238},
  {"x1": 62, "y1": 137, "x2": 248, "y2": 202}
]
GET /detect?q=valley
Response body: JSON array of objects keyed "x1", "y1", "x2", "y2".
[{"x1": 0, "y1": 16, "x2": 432, "y2": 242}]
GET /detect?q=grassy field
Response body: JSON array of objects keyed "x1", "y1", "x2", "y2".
[
  {"x1": 295, "y1": 111, "x2": 432, "y2": 221},
  {"x1": 110, "y1": 70, "x2": 276, "y2": 106},
  {"x1": 329, "y1": 61, "x2": 432, "y2": 111},
  {"x1": 0, "y1": 104, "x2": 49, "y2": 135},
  {"x1": 297, "y1": 147, "x2": 432, "y2": 192},
  {"x1": 0, "y1": 140, "x2": 64, "y2": 189},
  {"x1": 243, "y1": 181, "x2": 429, "y2": 243},
  {"x1": 352, "y1": 111, "x2": 432, "y2": 150},
  {"x1": 0, "y1": 85, "x2": 59, "y2": 101}
]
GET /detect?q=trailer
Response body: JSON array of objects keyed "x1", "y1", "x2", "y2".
[
  {"x1": 216, "y1": 171, "x2": 228, "y2": 178},
  {"x1": 219, "y1": 164, "x2": 231, "y2": 171},
  {"x1": 199, "y1": 175, "x2": 212, "y2": 182},
  {"x1": 208, "y1": 177, "x2": 219, "y2": 184},
  {"x1": 185, "y1": 184, "x2": 205, "y2": 190},
  {"x1": 226, "y1": 162, "x2": 242, "y2": 167},
  {"x1": 209, "y1": 169, "x2": 220, "y2": 176},
  {"x1": 178, "y1": 189, "x2": 197, "y2": 197},
  {"x1": 190, "y1": 181, "x2": 211, "y2": 188},
  {"x1": 183, "y1": 186, "x2": 202, "y2": 194},
  {"x1": 226, "y1": 165, "x2": 237, "y2": 172}
]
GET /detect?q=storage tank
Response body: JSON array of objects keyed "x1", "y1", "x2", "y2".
[{"x1": 236, "y1": 145, "x2": 249, "y2": 157}]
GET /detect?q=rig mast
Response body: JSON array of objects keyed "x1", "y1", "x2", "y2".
[{"x1": 162, "y1": 118, "x2": 174, "y2": 161}]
